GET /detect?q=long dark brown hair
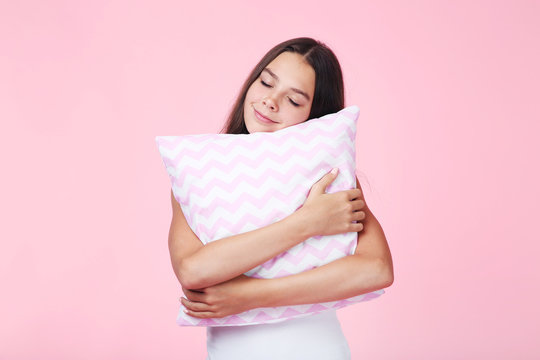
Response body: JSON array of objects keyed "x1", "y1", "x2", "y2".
[{"x1": 219, "y1": 37, "x2": 345, "y2": 134}]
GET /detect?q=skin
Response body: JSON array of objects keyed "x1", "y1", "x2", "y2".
[
  {"x1": 243, "y1": 51, "x2": 316, "y2": 133},
  {"x1": 171, "y1": 52, "x2": 394, "y2": 319}
]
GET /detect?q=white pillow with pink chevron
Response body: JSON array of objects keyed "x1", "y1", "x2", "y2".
[{"x1": 155, "y1": 105, "x2": 385, "y2": 327}]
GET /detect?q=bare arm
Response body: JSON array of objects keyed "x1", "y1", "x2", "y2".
[
  {"x1": 181, "y1": 177, "x2": 394, "y2": 318},
  {"x1": 169, "y1": 189, "x2": 310, "y2": 290},
  {"x1": 169, "y1": 168, "x2": 363, "y2": 290},
  {"x1": 255, "y1": 196, "x2": 394, "y2": 307}
]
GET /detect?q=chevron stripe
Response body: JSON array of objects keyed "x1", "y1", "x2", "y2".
[
  {"x1": 156, "y1": 105, "x2": 385, "y2": 327},
  {"x1": 162, "y1": 135, "x2": 356, "y2": 183},
  {"x1": 175, "y1": 289, "x2": 385, "y2": 327}
]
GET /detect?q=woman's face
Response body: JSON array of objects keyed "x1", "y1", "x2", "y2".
[{"x1": 243, "y1": 52, "x2": 316, "y2": 133}]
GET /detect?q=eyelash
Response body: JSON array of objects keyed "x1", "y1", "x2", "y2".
[{"x1": 260, "y1": 80, "x2": 300, "y2": 107}]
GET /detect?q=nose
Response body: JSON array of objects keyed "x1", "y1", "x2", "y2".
[{"x1": 262, "y1": 95, "x2": 278, "y2": 112}]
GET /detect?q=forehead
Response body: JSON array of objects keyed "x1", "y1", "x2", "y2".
[{"x1": 264, "y1": 52, "x2": 315, "y2": 95}]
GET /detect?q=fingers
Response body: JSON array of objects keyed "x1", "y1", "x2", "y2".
[
  {"x1": 351, "y1": 199, "x2": 366, "y2": 211},
  {"x1": 311, "y1": 168, "x2": 339, "y2": 195},
  {"x1": 352, "y1": 210, "x2": 366, "y2": 222},
  {"x1": 347, "y1": 188, "x2": 363, "y2": 201},
  {"x1": 180, "y1": 297, "x2": 221, "y2": 319},
  {"x1": 182, "y1": 288, "x2": 205, "y2": 302},
  {"x1": 184, "y1": 310, "x2": 216, "y2": 319},
  {"x1": 352, "y1": 222, "x2": 364, "y2": 232},
  {"x1": 181, "y1": 297, "x2": 212, "y2": 312}
]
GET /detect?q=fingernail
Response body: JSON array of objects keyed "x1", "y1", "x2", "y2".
[
  {"x1": 183, "y1": 309, "x2": 188, "y2": 314},
  {"x1": 330, "y1": 167, "x2": 338, "y2": 175}
]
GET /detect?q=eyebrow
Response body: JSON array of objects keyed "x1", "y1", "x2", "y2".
[{"x1": 262, "y1": 68, "x2": 311, "y2": 101}]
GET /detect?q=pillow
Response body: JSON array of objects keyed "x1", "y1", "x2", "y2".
[{"x1": 155, "y1": 105, "x2": 384, "y2": 327}]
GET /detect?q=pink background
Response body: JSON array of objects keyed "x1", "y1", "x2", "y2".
[{"x1": 1, "y1": 1, "x2": 538, "y2": 359}]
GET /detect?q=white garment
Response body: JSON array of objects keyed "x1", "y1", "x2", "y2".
[{"x1": 205, "y1": 309, "x2": 351, "y2": 360}]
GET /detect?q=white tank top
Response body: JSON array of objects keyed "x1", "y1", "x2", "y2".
[{"x1": 205, "y1": 309, "x2": 351, "y2": 360}]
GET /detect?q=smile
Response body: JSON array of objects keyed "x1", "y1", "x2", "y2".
[{"x1": 254, "y1": 108, "x2": 278, "y2": 124}]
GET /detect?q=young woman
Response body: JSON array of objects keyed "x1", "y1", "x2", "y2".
[{"x1": 167, "y1": 37, "x2": 394, "y2": 359}]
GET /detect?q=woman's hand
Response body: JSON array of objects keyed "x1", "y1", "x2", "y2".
[
  {"x1": 180, "y1": 274, "x2": 260, "y2": 319},
  {"x1": 297, "y1": 168, "x2": 366, "y2": 237}
]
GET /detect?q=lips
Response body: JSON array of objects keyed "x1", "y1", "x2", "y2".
[{"x1": 254, "y1": 108, "x2": 277, "y2": 124}]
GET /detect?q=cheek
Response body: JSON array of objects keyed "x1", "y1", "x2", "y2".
[
  {"x1": 284, "y1": 109, "x2": 310, "y2": 127},
  {"x1": 245, "y1": 84, "x2": 265, "y2": 103},
  {"x1": 296, "y1": 106, "x2": 311, "y2": 121}
]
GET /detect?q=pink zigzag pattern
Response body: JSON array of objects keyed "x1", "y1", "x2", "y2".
[
  {"x1": 168, "y1": 140, "x2": 356, "y2": 197},
  {"x1": 156, "y1": 105, "x2": 386, "y2": 327},
  {"x1": 253, "y1": 238, "x2": 353, "y2": 274},
  {"x1": 160, "y1": 127, "x2": 356, "y2": 161},
  {"x1": 176, "y1": 290, "x2": 385, "y2": 327},
  {"x1": 157, "y1": 112, "x2": 356, "y2": 153}
]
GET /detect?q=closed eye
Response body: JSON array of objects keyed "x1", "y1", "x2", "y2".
[
  {"x1": 289, "y1": 98, "x2": 299, "y2": 107},
  {"x1": 260, "y1": 79, "x2": 300, "y2": 107}
]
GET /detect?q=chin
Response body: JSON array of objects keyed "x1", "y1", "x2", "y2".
[
  {"x1": 245, "y1": 121, "x2": 257, "y2": 134},
  {"x1": 247, "y1": 123, "x2": 271, "y2": 134}
]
